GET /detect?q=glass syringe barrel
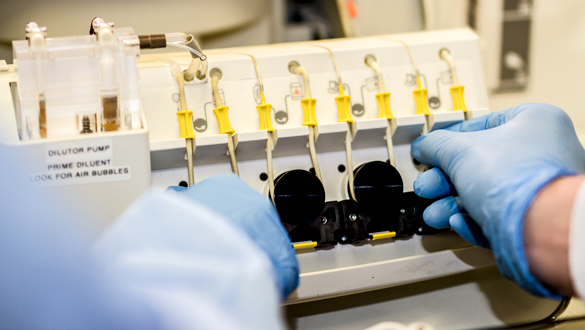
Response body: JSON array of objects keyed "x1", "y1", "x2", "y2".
[
  {"x1": 99, "y1": 48, "x2": 120, "y2": 132},
  {"x1": 100, "y1": 90, "x2": 119, "y2": 132}
]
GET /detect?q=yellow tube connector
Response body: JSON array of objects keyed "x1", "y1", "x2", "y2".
[
  {"x1": 450, "y1": 85, "x2": 467, "y2": 113},
  {"x1": 439, "y1": 49, "x2": 467, "y2": 113},
  {"x1": 370, "y1": 231, "x2": 397, "y2": 241},
  {"x1": 335, "y1": 95, "x2": 353, "y2": 124},
  {"x1": 257, "y1": 102, "x2": 274, "y2": 132},
  {"x1": 293, "y1": 241, "x2": 318, "y2": 249},
  {"x1": 413, "y1": 77, "x2": 430, "y2": 116},
  {"x1": 213, "y1": 105, "x2": 235, "y2": 135},
  {"x1": 376, "y1": 92, "x2": 393, "y2": 120},
  {"x1": 301, "y1": 98, "x2": 318, "y2": 127},
  {"x1": 414, "y1": 89, "x2": 430, "y2": 116},
  {"x1": 177, "y1": 110, "x2": 195, "y2": 139},
  {"x1": 335, "y1": 84, "x2": 353, "y2": 124}
]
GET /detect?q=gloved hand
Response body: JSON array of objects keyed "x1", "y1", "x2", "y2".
[
  {"x1": 411, "y1": 103, "x2": 585, "y2": 297},
  {"x1": 168, "y1": 173, "x2": 299, "y2": 300}
]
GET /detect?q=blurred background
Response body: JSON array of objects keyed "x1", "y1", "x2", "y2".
[{"x1": 1, "y1": 0, "x2": 583, "y2": 133}]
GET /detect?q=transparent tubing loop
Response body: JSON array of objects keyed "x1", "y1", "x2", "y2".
[
  {"x1": 380, "y1": 37, "x2": 430, "y2": 134},
  {"x1": 311, "y1": 44, "x2": 356, "y2": 201},
  {"x1": 162, "y1": 58, "x2": 195, "y2": 186},
  {"x1": 211, "y1": 71, "x2": 240, "y2": 176},
  {"x1": 289, "y1": 62, "x2": 323, "y2": 183},
  {"x1": 165, "y1": 33, "x2": 208, "y2": 81},
  {"x1": 236, "y1": 52, "x2": 276, "y2": 204},
  {"x1": 365, "y1": 55, "x2": 395, "y2": 167}
]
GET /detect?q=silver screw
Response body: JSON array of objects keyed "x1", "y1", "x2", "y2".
[
  {"x1": 349, "y1": 214, "x2": 357, "y2": 221},
  {"x1": 321, "y1": 217, "x2": 328, "y2": 224}
]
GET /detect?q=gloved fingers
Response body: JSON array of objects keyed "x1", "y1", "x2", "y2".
[
  {"x1": 422, "y1": 196, "x2": 465, "y2": 229},
  {"x1": 439, "y1": 111, "x2": 511, "y2": 133},
  {"x1": 413, "y1": 167, "x2": 456, "y2": 199},
  {"x1": 270, "y1": 239, "x2": 300, "y2": 298},
  {"x1": 249, "y1": 200, "x2": 299, "y2": 299},
  {"x1": 411, "y1": 106, "x2": 528, "y2": 167},
  {"x1": 179, "y1": 174, "x2": 279, "y2": 221},
  {"x1": 441, "y1": 103, "x2": 558, "y2": 134},
  {"x1": 168, "y1": 173, "x2": 300, "y2": 299},
  {"x1": 467, "y1": 105, "x2": 525, "y2": 131},
  {"x1": 183, "y1": 174, "x2": 291, "y2": 241},
  {"x1": 411, "y1": 129, "x2": 460, "y2": 169},
  {"x1": 182, "y1": 173, "x2": 252, "y2": 206},
  {"x1": 449, "y1": 213, "x2": 490, "y2": 249},
  {"x1": 440, "y1": 114, "x2": 494, "y2": 133}
]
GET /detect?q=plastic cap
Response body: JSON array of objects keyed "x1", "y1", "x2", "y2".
[
  {"x1": 177, "y1": 110, "x2": 195, "y2": 139},
  {"x1": 301, "y1": 98, "x2": 318, "y2": 127},
  {"x1": 257, "y1": 103, "x2": 274, "y2": 132},
  {"x1": 335, "y1": 95, "x2": 353, "y2": 123},
  {"x1": 212, "y1": 105, "x2": 235, "y2": 134},
  {"x1": 450, "y1": 85, "x2": 468, "y2": 113},
  {"x1": 375, "y1": 92, "x2": 393, "y2": 120}
]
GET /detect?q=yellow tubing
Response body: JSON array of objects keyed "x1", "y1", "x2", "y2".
[
  {"x1": 293, "y1": 241, "x2": 318, "y2": 249},
  {"x1": 370, "y1": 232, "x2": 397, "y2": 240}
]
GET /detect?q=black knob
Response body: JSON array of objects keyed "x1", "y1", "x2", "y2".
[
  {"x1": 272, "y1": 169, "x2": 326, "y2": 226},
  {"x1": 350, "y1": 161, "x2": 403, "y2": 216}
]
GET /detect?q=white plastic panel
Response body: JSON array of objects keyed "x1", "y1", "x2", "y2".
[{"x1": 145, "y1": 29, "x2": 489, "y2": 195}]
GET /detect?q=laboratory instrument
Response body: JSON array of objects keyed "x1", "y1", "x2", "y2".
[{"x1": 0, "y1": 20, "x2": 565, "y2": 329}]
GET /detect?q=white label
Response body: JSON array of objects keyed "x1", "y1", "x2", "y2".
[
  {"x1": 29, "y1": 166, "x2": 131, "y2": 187},
  {"x1": 45, "y1": 138, "x2": 113, "y2": 167},
  {"x1": 31, "y1": 138, "x2": 131, "y2": 187}
]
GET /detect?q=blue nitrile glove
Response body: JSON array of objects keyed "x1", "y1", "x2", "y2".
[
  {"x1": 411, "y1": 103, "x2": 585, "y2": 298},
  {"x1": 168, "y1": 173, "x2": 299, "y2": 300}
]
